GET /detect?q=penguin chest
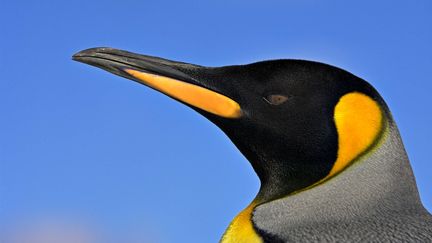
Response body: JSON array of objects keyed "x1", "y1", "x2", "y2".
[{"x1": 220, "y1": 203, "x2": 263, "y2": 243}]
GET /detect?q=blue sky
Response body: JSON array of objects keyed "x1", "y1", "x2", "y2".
[{"x1": 1, "y1": 0, "x2": 431, "y2": 242}]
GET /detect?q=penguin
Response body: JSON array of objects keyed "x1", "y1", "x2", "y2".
[{"x1": 73, "y1": 47, "x2": 432, "y2": 242}]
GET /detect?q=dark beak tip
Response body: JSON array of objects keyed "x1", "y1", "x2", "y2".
[
  {"x1": 72, "y1": 47, "x2": 115, "y2": 61},
  {"x1": 71, "y1": 53, "x2": 81, "y2": 61}
]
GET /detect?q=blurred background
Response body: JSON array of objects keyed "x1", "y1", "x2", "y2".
[{"x1": 1, "y1": 0, "x2": 431, "y2": 242}]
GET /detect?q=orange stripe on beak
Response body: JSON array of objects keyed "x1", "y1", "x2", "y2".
[{"x1": 125, "y1": 69, "x2": 242, "y2": 119}]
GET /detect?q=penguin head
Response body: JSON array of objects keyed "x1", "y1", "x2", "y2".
[{"x1": 73, "y1": 48, "x2": 387, "y2": 203}]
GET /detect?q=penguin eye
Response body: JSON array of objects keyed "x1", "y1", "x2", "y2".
[{"x1": 263, "y1": 94, "x2": 289, "y2": 105}]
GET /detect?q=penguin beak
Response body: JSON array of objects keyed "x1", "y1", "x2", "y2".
[{"x1": 72, "y1": 47, "x2": 242, "y2": 119}]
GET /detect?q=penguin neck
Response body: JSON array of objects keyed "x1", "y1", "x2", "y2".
[
  {"x1": 249, "y1": 147, "x2": 335, "y2": 205},
  {"x1": 255, "y1": 120, "x2": 424, "y2": 218}
]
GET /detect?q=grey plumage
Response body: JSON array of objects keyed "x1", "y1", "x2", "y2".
[{"x1": 253, "y1": 120, "x2": 432, "y2": 242}]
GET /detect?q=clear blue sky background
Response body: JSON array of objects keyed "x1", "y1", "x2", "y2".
[{"x1": 1, "y1": 1, "x2": 431, "y2": 242}]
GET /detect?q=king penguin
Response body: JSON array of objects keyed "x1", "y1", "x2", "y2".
[{"x1": 73, "y1": 47, "x2": 432, "y2": 242}]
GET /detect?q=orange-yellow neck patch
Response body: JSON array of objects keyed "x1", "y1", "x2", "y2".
[
  {"x1": 221, "y1": 202, "x2": 263, "y2": 243},
  {"x1": 124, "y1": 69, "x2": 242, "y2": 119},
  {"x1": 326, "y1": 92, "x2": 383, "y2": 179}
]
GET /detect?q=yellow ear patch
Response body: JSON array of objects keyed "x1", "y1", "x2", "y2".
[
  {"x1": 221, "y1": 202, "x2": 263, "y2": 243},
  {"x1": 327, "y1": 92, "x2": 383, "y2": 179},
  {"x1": 124, "y1": 69, "x2": 242, "y2": 119}
]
